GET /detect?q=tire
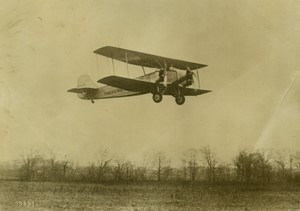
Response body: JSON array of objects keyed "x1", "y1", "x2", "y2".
[
  {"x1": 175, "y1": 96, "x2": 185, "y2": 105},
  {"x1": 153, "y1": 93, "x2": 163, "y2": 103}
]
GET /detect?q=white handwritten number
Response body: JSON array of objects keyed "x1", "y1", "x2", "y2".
[{"x1": 16, "y1": 200, "x2": 35, "y2": 207}]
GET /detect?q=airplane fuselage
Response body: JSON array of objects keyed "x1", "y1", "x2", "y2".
[{"x1": 77, "y1": 70, "x2": 183, "y2": 100}]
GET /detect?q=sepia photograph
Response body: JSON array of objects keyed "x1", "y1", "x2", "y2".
[{"x1": 1, "y1": 0, "x2": 300, "y2": 210}]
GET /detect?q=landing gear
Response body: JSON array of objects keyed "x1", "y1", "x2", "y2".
[
  {"x1": 153, "y1": 93, "x2": 163, "y2": 103},
  {"x1": 175, "y1": 95, "x2": 185, "y2": 105},
  {"x1": 173, "y1": 87, "x2": 185, "y2": 105}
]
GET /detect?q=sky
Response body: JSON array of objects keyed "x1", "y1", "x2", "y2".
[{"x1": 1, "y1": 0, "x2": 300, "y2": 166}]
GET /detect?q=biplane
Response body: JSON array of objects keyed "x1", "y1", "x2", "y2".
[{"x1": 68, "y1": 46, "x2": 211, "y2": 105}]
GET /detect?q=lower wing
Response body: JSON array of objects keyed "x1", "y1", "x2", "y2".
[
  {"x1": 178, "y1": 87, "x2": 211, "y2": 96},
  {"x1": 98, "y1": 76, "x2": 156, "y2": 93},
  {"x1": 98, "y1": 75, "x2": 211, "y2": 96}
]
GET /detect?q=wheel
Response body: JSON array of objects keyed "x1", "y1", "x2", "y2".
[
  {"x1": 91, "y1": 100, "x2": 95, "y2": 104},
  {"x1": 175, "y1": 96, "x2": 185, "y2": 105},
  {"x1": 152, "y1": 93, "x2": 163, "y2": 103}
]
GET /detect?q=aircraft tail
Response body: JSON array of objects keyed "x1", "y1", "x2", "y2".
[
  {"x1": 68, "y1": 75, "x2": 98, "y2": 100},
  {"x1": 77, "y1": 74, "x2": 97, "y2": 89}
]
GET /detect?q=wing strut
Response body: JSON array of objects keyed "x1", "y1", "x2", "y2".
[
  {"x1": 196, "y1": 68, "x2": 200, "y2": 88},
  {"x1": 111, "y1": 58, "x2": 115, "y2": 75},
  {"x1": 125, "y1": 51, "x2": 129, "y2": 77},
  {"x1": 142, "y1": 66, "x2": 146, "y2": 75},
  {"x1": 106, "y1": 57, "x2": 110, "y2": 74}
]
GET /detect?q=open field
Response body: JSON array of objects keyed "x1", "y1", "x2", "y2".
[{"x1": 1, "y1": 181, "x2": 300, "y2": 210}]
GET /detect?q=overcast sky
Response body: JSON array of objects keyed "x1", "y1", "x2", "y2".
[{"x1": 1, "y1": 0, "x2": 300, "y2": 165}]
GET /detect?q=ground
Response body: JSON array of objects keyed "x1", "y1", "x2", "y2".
[{"x1": 1, "y1": 181, "x2": 300, "y2": 210}]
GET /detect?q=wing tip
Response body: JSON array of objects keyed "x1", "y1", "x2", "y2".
[
  {"x1": 94, "y1": 46, "x2": 117, "y2": 55},
  {"x1": 67, "y1": 88, "x2": 79, "y2": 93},
  {"x1": 97, "y1": 75, "x2": 117, "y2": 84},
  {"x1": 196, "y1": 64, "x2": 208, "y2": 69},
  {"x1": 202, "y1": 89, "x2": 212, "y2": 94}
]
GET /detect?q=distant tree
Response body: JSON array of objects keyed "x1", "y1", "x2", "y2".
[
  {"x1": 19, "y1": 149, "x2": 41, "y2": 181},
  {"x1": 252, "y1": 150, "x2": 273, "y2": 183},
  {"x1": 233, "y1": 149, "x2": 274, "y2": 184},
  {"x1": 293, "y1": 151, "x2": 300, "y2": 170},
  {"x1": 61, "y1": 155, "x2": 72, "y2": 180},
  {"x1": 96, "y1": 148, "x2": 113, "y2": 181},
  {"x1": 233, "y1": 149, "x2": 252, "y2": 183},
  {"x1": 182, "y1": 149, "x2": 199, "y2": 181},
  {"x1": 135, "y1": 154, "x2": 149, "y2": 181},
  {"x1": 180, "y1": 158, "x2": 188, "y2": 180},
  {"x1": 87, "y1": 162, "x2": 97, "y2": 181},
  {"x1": 162, "y1": 165, "x2": 173, "y2": 180},
  {"x1": 217, "y1": 163, "x2": 232, "y2": 182},
  {"x1": 291, "y1": 151, "x2": 300, "y2": 182},
  {"x1": 45, "y1": 151, "x2": 60, "y2": 181},
  {"x1": 123, "y1": 161, "x2": 135, "y2": 180},
  {"x1": 0, "y1": 160, "x2": 21, "y2": 180},
  {"x1": 152, "y1": 152, "x2": 170, "y2": 181},
  {"x1": 200, "y1": 146, "x2": 218, "y2": 182},
  {"x1": 274, "y1": 150, "x2": 290, "y2": 183},
  {"x1": 112, "y1": 158, "x2": 125, "y2": 181}
]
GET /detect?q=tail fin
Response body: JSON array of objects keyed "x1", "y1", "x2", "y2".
[
  {"x1": 68, "y1": 75, "x2": 98, "y2": 101},
  {"x1": 77, "y1": 75, "x2": 97, "y2": 88}
]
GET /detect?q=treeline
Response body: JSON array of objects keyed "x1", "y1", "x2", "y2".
[{"x1": 1, "y1": 147, "x2": 300, "y2": 184}]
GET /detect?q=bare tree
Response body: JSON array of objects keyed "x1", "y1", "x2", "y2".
[
  {"x1": 180, "y1": 158, "x2": 188, "y2": 180},
  {"x1": 87, "y1": 162, "x2": 97, "y2": 181},
  {"x1": 112, "y1": 158, "x2": 125, "y2": 181},
  {"x1": 20, "y1": 149, "x2": 41, "y2": 181},
  {"x1": 123, "y1": 161, "x2": 135, "y2": 180},
  {"x1": 182, "y1": 149, "x2": 199, "y2": 181},
  {"x1": 44, "y1": 151, "x2": 60, "y2": 181},
  {"x1": 135, "y1": 153, "x2": 149, "y2": 181},
  {"x1": 96, "y1": 148, "x2": 113, "y2": 181},
  {"x1": 252, "y1": 149, "x2": 273, "y2": 183},
  {"x1": 200, "y1": 146, "x2": 218, "y2": 182},
  {"x1": 274, "y1": 150, "x2": 290, "y2": 183},
  {"x1": 152, "y1": 152, "x2": 170, "y2": 181},
  {"x1": 293, "y1": 151, "x2": 300, "y2": 170},
  {"x1": 217, "y1": 163, "x2": 232, "y2": 182},
  {"x1": 162, "y1": 165, "x2": 173, "y2": 180},
  {"x1": 61, "y1": 155, "x2": 72, "y2": 180}
]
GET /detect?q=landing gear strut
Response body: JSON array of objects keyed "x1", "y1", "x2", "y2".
[{"x1": 153, "y1": 93, "x2": 163, "y2": 103}]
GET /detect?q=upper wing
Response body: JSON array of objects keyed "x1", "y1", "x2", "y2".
[
  {"x1": 98, "y1": 75, "x2": 156, "y2": 93},
  {"x1": 94, "y1": 46, "x2": 207, "y2": 70}
]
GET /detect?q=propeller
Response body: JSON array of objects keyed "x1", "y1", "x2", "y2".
[{"x1": 184, "y1": 67, "x2": 195, "y2": 87}]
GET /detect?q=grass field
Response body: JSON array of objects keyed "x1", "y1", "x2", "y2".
[{"x1": 1, "y1": 181, "x2": 300, "y2": 210}]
